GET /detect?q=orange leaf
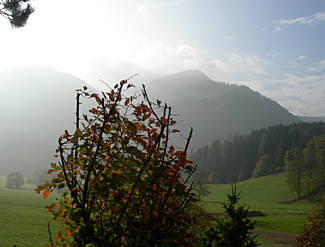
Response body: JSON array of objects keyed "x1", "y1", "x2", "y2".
[
  {"x1": 161, "y1": 117, "x2": 167, "y2": 125},
  {"x1": 125, "y1": 98, "x2": 130, "y2": 106},
  {"x1": 48, "y1": 203, "x2": 58, "y2": 211},
  {"x1": 43, "y1": 189, "x2": 50, "y2": 199},
  {"x1": 172, "y1": 129, "x2": 180, "y2": 133},
  {"x1": 66, "y1": 231, "x2": 72, "y2": 237}
]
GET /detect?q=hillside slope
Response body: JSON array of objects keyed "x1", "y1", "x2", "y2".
[{"x1": 146, "y1": 70, "x2": 299, "y2": 148}]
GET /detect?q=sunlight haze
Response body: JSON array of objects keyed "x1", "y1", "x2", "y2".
[{"x1": 1, "y1": 0, "x2": 325, "y2": 115}]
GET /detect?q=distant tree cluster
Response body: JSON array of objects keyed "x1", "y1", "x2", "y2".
[
  {"x1": 285, "y1": 135, "x2": 325, "y2": 199},
  {"x1": 6, "y1": 171, "x2": 24, "y2": 189},
  {"x1": 192, "y1": 122, "x2": 325, "y2": 184},
  {"x1": 0, "y1": 0, "x2": 34, "y2": 28},
  {"x1": 27, "y1": 168, "x2": 54, "y2": 186}
]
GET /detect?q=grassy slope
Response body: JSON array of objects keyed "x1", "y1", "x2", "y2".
[
  {"x1": 201, "y1": 172, "x2": 315, "y2": 234},
  {"x1": 0, "y1": 177, "x2": 58, "y2": 247},
  {"x1": 0, "y1": 173, "x2": 317, "y2": 246}
]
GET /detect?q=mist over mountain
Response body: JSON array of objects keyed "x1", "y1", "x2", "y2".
[
  {"x1": 0, "y1": 68, "x2": 301, "y2": 175},
  {"x1": 0, "y1": 67, "x2": 92, "y2": 175},
  {"x1": 296, "y1": 115, "x2": 325, "y2": 123},
  {"x1": 146, "y1": 70, "x2": 299, "y2": 149}
]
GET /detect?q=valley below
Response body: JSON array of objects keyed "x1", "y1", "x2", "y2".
[{"x1": 0, "y1": 173, "x2": 318, "y2": 247}]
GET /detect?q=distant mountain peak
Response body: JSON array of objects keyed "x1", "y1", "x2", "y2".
[
  {"x1": 158, "y1": 70, "x2": 211, "y2": 84},
  {"x1": 175, "y1": 69, "x2": 210, "y2": 78}
]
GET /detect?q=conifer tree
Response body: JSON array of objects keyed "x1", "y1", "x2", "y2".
[
  {"x1": 200, "y1": 185, "x2": 259, "y2": 247},
  {"x1": 0, "y1": 0, "x2": 34, "y2": 28}
]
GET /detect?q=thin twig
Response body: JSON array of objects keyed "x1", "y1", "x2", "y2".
[{"x1": 48, "y1": 221, "x2": 54, "y2": 247}]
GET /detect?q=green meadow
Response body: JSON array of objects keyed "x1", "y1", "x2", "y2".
[
  {"x1": 0, "y1": 173, "x2": 318, "y2": 246},
  {"x1": 0, "y1": 177, "x2": 58, "y2": 247},
  {"x1": 200, "y1": 172, "x2": 319, "y2": 246},
  {"x1": 202, "y1": 173, "x2": 314, "y2": 234}
]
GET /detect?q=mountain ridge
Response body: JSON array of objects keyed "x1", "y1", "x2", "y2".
[
  {"x1": 147, "y1": 70, "x2": 299, "y2": 148},
  {"x1": 0, "y1": 68, "x2": 305, "y2": 175}
]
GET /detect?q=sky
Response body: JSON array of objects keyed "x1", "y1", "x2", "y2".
[{"x1": 1, "y1": 0, "x2": 325, "y2": 116}]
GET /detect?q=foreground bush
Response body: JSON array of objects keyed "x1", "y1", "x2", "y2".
[
  {"x1": 296, "y1": 201, "x2": 325, "y2": 247},
  {"x1": 36, "y1": 81, "x2": 201, "y2": 246}
]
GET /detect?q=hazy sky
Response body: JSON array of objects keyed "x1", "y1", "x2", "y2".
[{"x1": 1, "y1": 0, "x2": 325, "y2": 116}]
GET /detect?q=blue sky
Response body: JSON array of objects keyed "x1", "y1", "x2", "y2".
[{"x1": 1, "y1": 0, "x2": 325, "y2": 115}]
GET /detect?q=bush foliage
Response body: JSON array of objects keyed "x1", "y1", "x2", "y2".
[
  {"x1": 36, "y1": 81, "x2": 202, "y2": 246},
  {"x1": 296, "y1": 201, "x2": 325, "y2": 247}
]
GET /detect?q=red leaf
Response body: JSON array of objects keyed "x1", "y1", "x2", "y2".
[
  {"x1": 125, "y1": 98, "x2": 130, "y2": 106},
  {"x1": 172, "y1": 129, "x2": 180, "y2": 133},
  {"x1": 169, "y1": 145, "x2": 175, "y2": 153},
  {"x1": 43, "y1": 189, "x2": 50, "y2": 199}
]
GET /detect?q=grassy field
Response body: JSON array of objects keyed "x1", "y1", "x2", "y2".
[
  {"x1": 0, "y1": 173, "x2": 318, "y2": 246},
  {"x1": 0, "y1": 177, "x2": 58, "y2": 247},
  {"x1": 203, "y1": 173, "x2": 314, "y2": 215},
  {"x1": 201, "y1": 172, "x2": 318, "y2": 246}
]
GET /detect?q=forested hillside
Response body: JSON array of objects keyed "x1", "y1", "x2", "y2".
[
  {"x1": 192, "y1": 122, "x2": 325, "y2": 184},
  {"x1": 147, "y1": 70, "x2": 299, "y2": 148}
]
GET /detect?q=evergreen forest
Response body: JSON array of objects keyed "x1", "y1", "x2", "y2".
[{"x1": 192, "y1": 122, "x2": 325, "y2": 184}]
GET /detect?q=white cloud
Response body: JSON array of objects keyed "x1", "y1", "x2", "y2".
[
  {"x1": 212, "y1": 53, "x2": 269, "y2": 78},
  {"x1": 296, "y1": 56, "x2": 307, "y2": 61},
  {"x1": 306, "y1": 59, "x2": 325, "y2": 72},
  {"x1": 318, "y1": 60, "x2": 325, "y2": 65},
  {"x1": 274, "y1": 26, "x2": 284, "y2": 32},
  {"x1": 259, "y1": 73, "x2": 325, "y2": 116},
  {"x1": 274, "y1": 11, "x2": 325, "y2": 31}
]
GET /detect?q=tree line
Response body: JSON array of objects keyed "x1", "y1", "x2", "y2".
[
  {"x1": 285, "y1": 135, "x2": 325, "y2": 200},
  {"x1": 192, "y1": 122, "x2": 325, "y2": 184}
]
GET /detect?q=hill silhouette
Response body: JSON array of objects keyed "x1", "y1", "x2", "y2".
[{"x1": 146, "y1": 70, "x2": 299, "y2": 148}]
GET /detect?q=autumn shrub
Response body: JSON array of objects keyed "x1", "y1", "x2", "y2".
[
  {"x1": 36, "y1": 80, "x2": 202, "y2": 247},
  {"x1": 296, "y1": 201, "x2": 325, "y2": 247}
]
